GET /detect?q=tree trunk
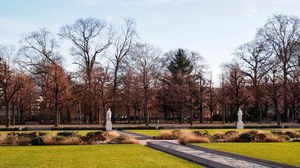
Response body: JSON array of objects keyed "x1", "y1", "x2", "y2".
[
  {"x1": 55, "y1": 105, "x2": 59, "y2": 127},
  {"x1": 138, "y1": 109, "x2": 141, "y2": 124},
  {"x1": 275, "y1": 101, "x2": 280, "y2": 126},
  {"x1": 199, "y1": 102, "x2": 204, "y2": 123},
  {"x1": 190, "y1": 110, "x2": 193, "y2": 126},
  {"x1": 133, "y1": 108, "x2": 137, "y2": 124},
  {"x1": 127, "y1": 106, "x2": 130, "y2": 124},
  {"x1": 5, "y1": 102, "x2": 10, "y2": 128},
  {"x1": 12, "y1": 105, "x2": 15, "y2": 126}
]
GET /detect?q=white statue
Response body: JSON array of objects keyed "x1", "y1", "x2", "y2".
[
  {"x1": 106, "y1": 108, "x2": 112, "y2": 131},
  {"x1": 237, "y1": 108, "x2": 244, "y2": 129}
]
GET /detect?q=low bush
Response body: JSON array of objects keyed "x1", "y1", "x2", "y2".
[
  {"x1": 57, "y1": 131, "x2": 79, "y2": 137},
  {"x1": 83, "y1": 131, "x2": 106, "y2": 144},
  {"x1": 239, "y1": 132, "x2": 255, "y2": 142},
  {"x1": 31, "y1": 136, "x2": 45, "y2": 145},
  {"x1": 254, "y1": 133, "x2": 267, "y2": 142},
  {"x1": 212, "y1": 132, "x2": 225, "y2": 142},
  {"x1": 285, "y1": 131, "x2": 298, "y2": 138}
]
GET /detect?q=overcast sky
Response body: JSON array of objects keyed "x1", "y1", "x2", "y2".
[{"x1": 1, "y1": 0, "x2": 300, "y2": 84}]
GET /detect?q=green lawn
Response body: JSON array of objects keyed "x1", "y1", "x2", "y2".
[
  {"x1": 195, "y1": 142, "x2": 300, "y2": 166},
  {"x1": 125, "y1": 129, "x2": 252, "y2": 137},
  {"x1": 0, "y1": 145, "x2": 202, "y2": 168},
  {"x1": 125, "y1": 129, "x2": 299, "y2": 137}
]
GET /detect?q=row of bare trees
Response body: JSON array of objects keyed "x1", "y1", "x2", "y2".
[
  {"x1": 220, "y1": 15, "x2": 300, "y2": 125},
  {"x1": 1, "y1": 14, "x2": 300, "y2": 127}
]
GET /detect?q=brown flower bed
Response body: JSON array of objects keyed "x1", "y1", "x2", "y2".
[{"x1": 0, "y1": 131, "x2": 137, "y2": 146}]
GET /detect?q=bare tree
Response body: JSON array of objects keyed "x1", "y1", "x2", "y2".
[
  {"x1": 111, "y1": 18, "x2": 137, "y2": 122},
  {"x1": 235, "y1": 40, "x2": 272, "y2": 123},
  {"x1": 130, "y1": 43, "x2": 161, "y2": 126},
  {"x1": 0, "y1": 46, "x2": 24, "y2": 127},
  {"x1": 264, "y1": 61, "x2": 283, "y2": 125},
  {"x1": 217, "y1": 74, "x2": 229, "y2": 124},
  {"x1": 59, "y1": 18, "x2": 113, "y2": 122},
  {"x1": 206, "y1": 75, "x2": 217, "y2": 123},
  {"x1": 224, "y1": 63, "x2": 249, "y2": 122},
  {"x1": 19, "y1": 29, "x2": 70, "y2": 126},
  {"x1": 257, "y1": 14, "x2": 300, "y2": 121}
]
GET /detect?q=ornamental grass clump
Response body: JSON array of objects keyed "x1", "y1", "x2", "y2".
[
  {"x1": 212, "y1": 132, "x2": 225, "y2": 142},
  {"x1": 266, "y1": 134, "x2": 285, "y2": 142},
  {"x1": 0, "y1": 134, "x2": 5, "y2": 145},
  {"x1": 177, "y1": 130, "x2": 210, "y2": 145},
  {"x1": 42, "y1": 134, "x2": 82, "y2": 145},
  {"x1": 156, "y1": 130, "x2": 174, "y2": 140},
  {"x1": 5, "y1": 132, "x2": 32, "y2": 145},
  {"x1": 111, "y1": 135, "x2": 138, "y2": 144},
  {"x1": 224, "y1": 131, "x2": 240, "y2": 142}
]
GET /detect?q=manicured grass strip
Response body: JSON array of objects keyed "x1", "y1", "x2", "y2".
[
  {"x1": 0, "y1": 145, "x2": 202, "y2": 168},
  {"x1": 125, "y1": 130, "x2": 162, "y2": 137},
  {"x1": 125, "y1": 129, "x2": 299, "y2": 137},
  {"x1": 125, "y1": 129, "x2": 253, "y2": 137},
  {"x1": 194, "y1": 142, "x2": 300, "y2": 166}
]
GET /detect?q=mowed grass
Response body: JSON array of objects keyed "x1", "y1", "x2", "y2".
[
  {"x1": 125, "y1": 129, "x2": 250, "y2": 137},
  {"x1": 195, "y1": 142, "x2": 300, "y2": 166},
  {"x1": 125, "y1": 129, "x2": 299, "y2": 137},
  {"x1": 0, "y1": 145, "x2": 202, "y2": 168}
]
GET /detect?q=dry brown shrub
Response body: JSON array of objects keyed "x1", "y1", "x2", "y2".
[
  {"x1": 16, "y1": 136, "x2": 32, "y2": 146},
  {"x1": 102, "y1": 131, "x2": 121, "y2": 143},
  {"x1": 5, "y1": 133, "x2": 19, "y2": 145},
  {"x1": 59, "y1": 137, "x2": 82, "y2": 145},
  {"x1": 171, "y1": 130, "x2": 181, "y2": 138},
  {"x1": 107, "y1": 131, "x2": 120, "y2": 139},
  {"x1": 0, "y1": 134, "x2": 6, "y2": 145},
  {"x1": 42, "y1": 134, "x2": 56, "y2": 145},
  {"x1": 224, "y1": 132, "x2": 240, "y2": 142},
  {"x1": 42, "y1": 134, "x2": 82, "y2": 145},
  {"x1": 254, "y1": 133, "x2": 267, "y2": 142},
  {"x1": 157, "y1": 130, "x2": 174, "y2": 140},
  {"x1": 178, "y1": 131, "x2": 210, "y2": 145},
  {"x1": 118, "y1": 136, "x2": 138, "y2": 144},
  {"x1": 213, "y1": 132, "x2": 224, "y2": 140},
  {"x1": 266, "y1": 134, "x2": 285, "y2": 142}
]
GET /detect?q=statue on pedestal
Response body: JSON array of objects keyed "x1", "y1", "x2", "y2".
[
  {"x1": 106, "y1": 108, "x2": 112, "y2": 131},
  {"x1": 237, "y1": 108, "x2": 244, "y2": 129}
]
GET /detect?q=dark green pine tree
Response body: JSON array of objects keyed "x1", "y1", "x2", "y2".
[
  {"x1": 167, "y1": 49, "x2": 193, "y2": 84},
  {"x1": 166, "y1": 49, "x2": 194, "y2": 124}
]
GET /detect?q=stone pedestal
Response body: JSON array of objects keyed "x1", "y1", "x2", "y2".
[
  {"x1": 237, "y1": 108, "x2": 244, "y2": 129},
  {"x1": 237, "y1": 121, "x2": 244, "y2": 129},
  {"x1": 106, "y1": 108, "x2": 112, "y2": 131},
  {"x1": 106, "y1": 121, "x2": 112, "y2": 131}
]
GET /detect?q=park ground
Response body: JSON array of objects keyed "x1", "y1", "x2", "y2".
[{"x1": 1, "y1": 123, "x2": 300, "y2": 167}]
